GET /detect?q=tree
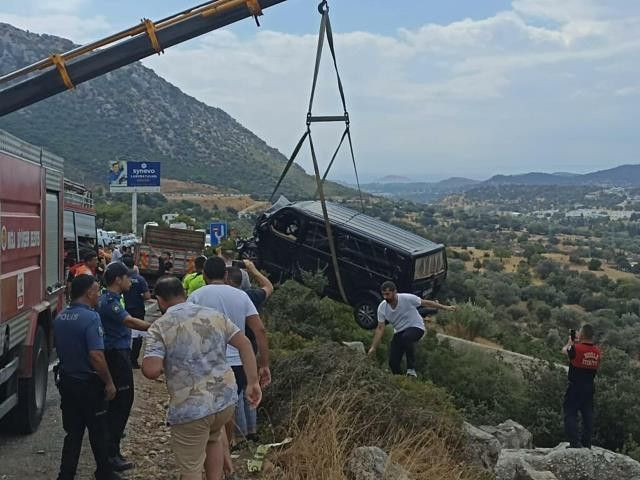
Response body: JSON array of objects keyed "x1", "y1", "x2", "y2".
[
  {"x1": 615, "y1": 255, "x2": 632, "y2": 272},
  {"x1": 493, "y1": 247, "x2": 512, "y2": 259},
  {"x1": 569, "y1": 252, "x2": 584, "y2": 265},
  {"x1": 473, "y1": 259, "x2": 483, "y2": 271},
  {"x1": 535, "y1": 259, "x2": 561, "y2": 280},
  {"x1": 484, "y1": 259, "x2": 504, "y2": 272},
  {"x1": 588, "y1": 258, "x2": 602, "y2": 271}
]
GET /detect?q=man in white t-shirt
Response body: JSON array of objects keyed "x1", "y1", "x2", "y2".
[
  {"x1": 368, "y1": 281, "x2": 456, "y2": 377},
  {"x1": 187, "y1": 256, "x2": 270, "y2": 472}
]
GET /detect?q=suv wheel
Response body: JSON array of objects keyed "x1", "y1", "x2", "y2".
[{"x1": 354, "y1": 298, "x2": 379, "y2": 330}]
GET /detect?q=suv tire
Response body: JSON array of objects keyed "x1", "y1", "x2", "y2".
[{"x1": 354, "y1": 296, "x2": 380, "y2": 330}]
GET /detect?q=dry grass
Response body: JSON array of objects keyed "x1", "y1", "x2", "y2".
[{"x1": 265, "y1": 390, "x2": 490, "y2": 480}]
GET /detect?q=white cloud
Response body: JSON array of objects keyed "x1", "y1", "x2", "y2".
[
  {"x1": 2, "y1": 0, "x2": 639, "y2": 179},
  {"x1": 0, "y1": 12, "x2": 111, "y2": 43}
]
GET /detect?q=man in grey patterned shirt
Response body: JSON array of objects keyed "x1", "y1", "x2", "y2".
[{"x1": 142, "y1": 277, "x2": 261, "y2": 480}]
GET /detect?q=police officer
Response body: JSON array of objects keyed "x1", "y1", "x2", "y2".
[
  {"x1": 98, "y1": 263, "x2": 150, "y2": 471},
  {"x1": 562, "y1": 324, "x2": 602, "y2": 448},
  {"x1": 53, "y1": 275, "x2": 124, "y2": 480},
  {"x1": 121, "y1": 255, "x2": 151, "y2": 368}
]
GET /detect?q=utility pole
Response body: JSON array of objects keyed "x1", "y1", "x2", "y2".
[{"x1": 132, "y1": 191, "x2": 137, "y2": 235}]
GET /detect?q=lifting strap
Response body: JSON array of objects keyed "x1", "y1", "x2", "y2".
[
  {"x1": 142, "y1": 19, "x2": 164, "y2": 54},
  {"x1": 50, "y1": 54, "x2": 74, "y2": 90},
  {"x1": 269, "y1": 0, "x2": 364, "y2": 304}
]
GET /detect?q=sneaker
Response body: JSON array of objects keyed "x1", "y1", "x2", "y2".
[{"x1": 406, "y1": 369, "x2": 417, "y2": 378}]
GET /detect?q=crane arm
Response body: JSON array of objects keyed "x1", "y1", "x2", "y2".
[{"x1": 0, "y1": 0, "x2": 286, "y2": 117}]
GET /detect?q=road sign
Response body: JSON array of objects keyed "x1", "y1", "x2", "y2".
[
  {"x1": 108, "y1": 161, "x2": 161, "y2": 192},
  {"x1": 210, "y1": 221, "x2": 227, "y2": 246}
]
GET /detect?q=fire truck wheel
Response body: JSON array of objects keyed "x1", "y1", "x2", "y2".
[{"x1": 9, "y1": 327, "x2": 48, "y2": 433}]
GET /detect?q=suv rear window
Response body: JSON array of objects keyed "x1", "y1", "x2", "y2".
[{"x1": 414, "y1": 251, "x2": 446, "y2": 280}]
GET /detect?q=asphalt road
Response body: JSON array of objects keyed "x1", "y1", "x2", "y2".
[
  {"x1": 0, "y1": 370, "x2": 97, "y2": 480},
  {"x1": 0, "y1": 301, "x2": 160, "y2": 480}
]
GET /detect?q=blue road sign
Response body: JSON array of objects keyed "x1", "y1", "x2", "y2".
[{"x1": 210, "y1": 221, "x2": 227, "y2": 246}]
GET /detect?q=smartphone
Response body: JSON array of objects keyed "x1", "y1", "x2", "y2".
[
  {"x1": 231, "y1": 260, "x2": 245, "y2": 269},
  {"x1": 570, "y1": 329, "x2": 576, "y2": 341}
]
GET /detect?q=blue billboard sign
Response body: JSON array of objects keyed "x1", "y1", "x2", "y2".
[
  {"x1": 108, "y1": 161, "x2": 161, "y2": 192},
  {"x1": 210, "y1": 221, "x2": 227, "y2": 246}
]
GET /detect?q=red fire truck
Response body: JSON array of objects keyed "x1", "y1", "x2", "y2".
[{"x1": 0, "y1": 129, "x2": 96, "y2": 432}]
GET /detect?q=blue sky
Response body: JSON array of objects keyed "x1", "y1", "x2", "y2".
[{"x1": 1, "y1": 0, "x2": 639, "y2": 182}]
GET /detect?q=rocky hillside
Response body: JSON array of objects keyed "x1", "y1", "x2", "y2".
[{"x1": 0, "y1": 23, "x2": 350, "y2": 198}]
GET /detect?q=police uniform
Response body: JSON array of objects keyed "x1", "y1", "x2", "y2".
[
  {"x1": 564, "y1": 341, "x2": 602, "y2": 448},
  {"x1": 97, "y1": 290, "x2": 134, "y2": 461},
  {"x1": 123, "y1": 269, "x2": 149, "y2": 367},
  {"x1": 53, "y1": 303, "x2": 112, "y2": 480}
]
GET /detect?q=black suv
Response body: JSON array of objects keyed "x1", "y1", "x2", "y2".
[{"x1": 239, "y1": 199, "x2": 448, "y2": 329}]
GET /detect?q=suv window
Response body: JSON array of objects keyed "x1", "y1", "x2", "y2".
[
  {"x1": 414, "y1": 251, "x2": 446, "y2": 279},
  {"x1": 271, "y1": 211, "x2": 301, "y2": 241}
]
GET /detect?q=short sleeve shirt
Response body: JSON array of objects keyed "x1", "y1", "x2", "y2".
[
  {"x1": 144, "y1": 302, "x2": 240, "y2": 425},
  {"x1": 98, "y1": 291, "x2": 131, "y2": 350},
  {"x1": 53, "y1": 303, "x2": 104, "y2": 380},
  {"x1": 123, "y1": 271, "x2": 149, "y2": 317},
  {"x1": 183, "y1": 273, "x2": 206, "y2": 296},
  {"x1": 187, "y1": 284, "x2": 258, "y2": 366},
  {"x1": 377, "y1": 293, "x2": 424, "y2": 333}
]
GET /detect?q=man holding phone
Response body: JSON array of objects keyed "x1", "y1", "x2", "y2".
[{"x1": 562, "y1": 324, "x2": 602, "y2": 448}]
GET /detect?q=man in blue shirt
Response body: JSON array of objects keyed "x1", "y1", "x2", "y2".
[
  {"x1": 121, "y1": 255, "x2": 151, "y2": 368},
  {"x1": 54, "y1": 274, "x2": 123, "y2": 480},
  {"x1": 98, "y1": 262, "x2": 150, "y2": 472}
]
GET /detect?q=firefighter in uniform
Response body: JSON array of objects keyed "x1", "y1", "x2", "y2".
[
  {"x1": 562, "y1": 324, "x2": 602, "y2": 449},
  {"x1": 53, "y1": 274, "x2": 123, "y2": 480},
  {"x1": 97, "y1": 263, "x2": 150, "y2": 471}
]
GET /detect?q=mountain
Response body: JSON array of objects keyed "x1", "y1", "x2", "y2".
[
  {"x1": 361, "y1": 176, "x2": 480, "y2": 203},
  {"x1": 362, "y1": 164, "x2": 640, "y2": 204},
  {"x1": 0, "y1": 23, "x2": 350, "y2": 198},
  {"x1": 377, "y1": 175, "x2": 412, "y2": 183},
  {"x1": 485, "y1": 164, "x2": 640, "y2": 186}
]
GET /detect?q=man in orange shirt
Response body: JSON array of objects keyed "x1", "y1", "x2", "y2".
[{"x1": 75, "y1": 252, "x2": 99, "y2": 276}]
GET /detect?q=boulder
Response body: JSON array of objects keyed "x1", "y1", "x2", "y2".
[
  {"x1": 496, "y1": 443, "x2": 640, "y2": 480},
  {"x1": 345, "y1": 446, "x2": 410, "y2": 480},
  {"x1": 462, "y1": 422, "x2": 501, "y2": 470},
  {"x1": 480, "y1": 419, "x2": 533, "y2": 449}
]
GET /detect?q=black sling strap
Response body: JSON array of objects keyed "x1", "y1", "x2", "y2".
[{"x1": 268, "y1": 0, "x2": 364, "y2": 304}]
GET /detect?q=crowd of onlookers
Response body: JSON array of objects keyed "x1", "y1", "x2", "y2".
[
  {"x1": 56, "y1": 244, "x2": 273, "y2": 480},
  {"x1": 55, "y1": 241, "x2": 603, "y2": 480}
]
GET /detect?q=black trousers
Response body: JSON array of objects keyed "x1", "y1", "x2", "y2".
[
  {"x1": 388, "y1": 327, "x2": 425, "y2": 374},
  {"x1": 130, "y1": 338, "x2": 143, "y2": 366},
  {"x1": 58, "y1": 375, "x2": 112, "y2": 480},
  {"x1": 105, "y1": 349, "x2": 134, "y2": 457},
  {"x1": 128, "y1": 309, "x2": 145, "y2": 367},
  {"x1": 564, "y1": 383, "x2": 594, "y2": 448}
]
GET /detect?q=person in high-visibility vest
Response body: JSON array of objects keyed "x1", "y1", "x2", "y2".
[{"x1": 182, "y1": 256, "x2": 207, "y2": 296}]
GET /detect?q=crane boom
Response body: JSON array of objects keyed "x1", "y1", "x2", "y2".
[{"x1": 0, "y1": 0, "x2": 287, "y2": 117}]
